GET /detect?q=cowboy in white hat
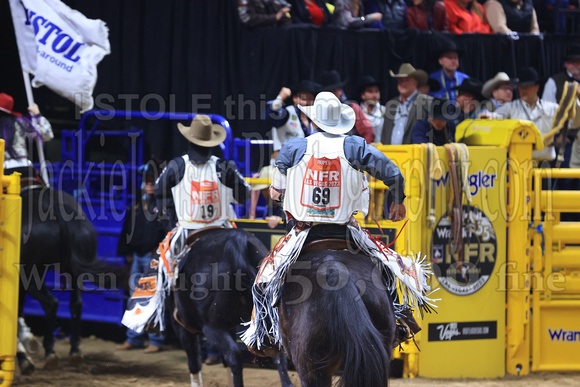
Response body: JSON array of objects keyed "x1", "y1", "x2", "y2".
[
  {"x1": 243, "y1": 92, "x2": 432, "y2": 356},
  {"x1": 482, "y1": 72, "x2": 513, "y2": 111},
  {"x1": 155, "y1": 114, "x2": 251, "y2": 233}
]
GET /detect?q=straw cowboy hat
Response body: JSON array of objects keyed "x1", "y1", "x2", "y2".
[
  {"x1": 389, "y1": 63, "x2": 423, "y2": 82},
  {"x1": 177, "y1": 114, "x2": 226, "y2": 147},
  {"x1": 297, "y1": 91, "x2": 355, "y2": 135},
  {"x1": 482, "y1": 72, "x2": 511, "y2": 98},
  {"x1": 0, "y1": 93, "x2": 23, "y2": 117}
]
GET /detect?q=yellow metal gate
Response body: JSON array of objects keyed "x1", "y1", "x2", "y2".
[{"x1": 0, "y1": 140, "x2": 22, "y2": 387}]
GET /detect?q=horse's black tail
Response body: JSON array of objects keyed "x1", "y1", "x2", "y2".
[
  {"x1": 67, "y1": 218, "x2": 126, "y2": 290},
  {"x1": 324, "y1": 274, "x2": 390, "y2": 386}
]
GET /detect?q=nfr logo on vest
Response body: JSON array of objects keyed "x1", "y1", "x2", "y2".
[
  {"x1": 301, "y1": 157, "x2": 341, "y2": 217},
  {"x1": 190, "y1": 180, "x2": 221, "y2": 223}
]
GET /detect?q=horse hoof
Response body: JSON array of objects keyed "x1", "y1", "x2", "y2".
[
  {"x1": 69, "y1": 352, "x2": 84, "y2": 366},
  {"x1": 19, "y1": 359, "x2": 36, "y2": 375},
  {"x1": 44, "y1": 353, "x2": 60, "y2": 370}
]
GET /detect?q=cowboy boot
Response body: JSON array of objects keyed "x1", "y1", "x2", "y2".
[
  {"x1": 392, "y1": 309, "x2": 422, "y2": 349},
  {"x1": 245, "y1": 307, "x2": 280, "y2": 358},
  {"x1": 400, "y1": 308, "x2": 422, "y2": 335}
]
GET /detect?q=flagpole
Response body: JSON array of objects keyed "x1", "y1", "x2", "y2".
[{"x1": 20, "y1": 64, "x2": 51, "y2": 188}]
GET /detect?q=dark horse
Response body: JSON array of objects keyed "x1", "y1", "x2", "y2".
[
  {"x1": 18, "y1": 185, "x2": 123, "y2": 369},
  {"x1": 279, "y1": 249, "x2": 397, "y2": 387},
  {"x1": 173, "y1": 228, "x2": 293, "y2": 387}
]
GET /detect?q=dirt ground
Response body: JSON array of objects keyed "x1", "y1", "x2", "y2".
[{"x1": 11, "y1": 336, "x2": 580, "y2": 387}]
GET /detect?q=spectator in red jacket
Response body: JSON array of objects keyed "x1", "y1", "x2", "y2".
[
  {"x1": 444, "y1": 0, "x2": 491, "y2": 33},
  {"x1": 407, "y1": 0, "x2": 449, "y2": 31}
]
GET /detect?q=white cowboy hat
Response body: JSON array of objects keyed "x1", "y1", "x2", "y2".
[
  {"x1": 177, "y1": 114, "x2": 226, "y2": 147},
  {"x1": 482, "y1": 72, "x2": 510, "y2": 99},
  {"x1": 297, "y1": 91, "x2": 355, "y2": 135}
]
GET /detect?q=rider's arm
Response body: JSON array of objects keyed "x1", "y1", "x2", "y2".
[
  {"x1": 344, "y1": 136, "x2": 406, "y2": 204},
  {"x1": 217, "y1": 159, "x2": 252, "y2": 204},
  {"x1": 274, "y1": 137, "x2": 307, "y2": 175},
  {"x1": 154, "y1": 156, "x2": 184, "y2": 203},
  {"x1": 28, "y1": 105, "x2": 54, "y2": 142}
]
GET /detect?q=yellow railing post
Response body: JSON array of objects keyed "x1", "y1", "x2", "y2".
[
  {"x1": 505, "y1": 140, "x2": 534, "y2": 376},
  {"x1": 0, "y1": 139, "x2": 22, "y2": 387}
]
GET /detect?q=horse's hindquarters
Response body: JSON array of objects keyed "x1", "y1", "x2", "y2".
[{"x1": 279, "y1": 250, "x2": 395, "y2": 387}]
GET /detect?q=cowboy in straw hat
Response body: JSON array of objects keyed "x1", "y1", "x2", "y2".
[
  {"x1": 482, "y1": 72, "x2": 513, "y2": 111},
  {"x1": 243, "y1": 91, "x2": 430, "y2": 356},
  {"x1": 154, "y1": 113, "x2": 251, "y2": 246},
  {"x1": 480, "y1": 68, "x2": 560, "y2": 162},
  {"x1": 0, "y1": 92, "x2": 54, "y2": 179},
  {"x1": 382, "y1": 63, "x2": 432, "y2": 145}
]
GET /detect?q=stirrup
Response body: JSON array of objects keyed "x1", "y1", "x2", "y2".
[{"x1": 247, "y1": 344, "x2": 280, "y2": 358}]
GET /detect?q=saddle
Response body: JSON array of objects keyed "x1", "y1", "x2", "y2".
[{"x1": 301, "y1": 238, "x2": 356, "y2": 255}]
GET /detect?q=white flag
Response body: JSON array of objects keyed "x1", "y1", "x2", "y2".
[{"x1": 9, "y1": 0, "x2": 111, "y2": 113}]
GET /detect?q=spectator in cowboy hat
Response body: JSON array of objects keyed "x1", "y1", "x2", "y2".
[
  {"x1": 415, "y1": 69, "x2": 442, "y2": 95},
  {"x1": 482, "y1": 72, "x2": 513, "y2": 112},
  {"x1": 480, "y1": 67, "x2": 560, "y2": 162},
  {"x1": 358, "y1": 75, "x2": 386, "y2": 141},
  {"x1": 429, "y1": 38, "x2": 470, "y2": 101},
  {"x1": 411, "y1": 98, "x2": 462, "y2": 145},
  {"x1": 318, "y1": 70, "x2": 375, "y2": 143},
  {"x1": 0, "y1": 92, "x2": 54, "y2": 180},
  {"x1": 381, "y1": 63, "x2": 432, "y2": 145},
  {"x1": 263, "y1": 80, "x2": 321, "y2": 160},
  {"x1": 451, "y1": 77, "x2": 485, "y2": 121},
  {"x1": 542, "y1": 45, "x2": 580, "y2": 105}
]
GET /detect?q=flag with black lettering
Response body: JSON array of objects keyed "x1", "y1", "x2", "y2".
[{"x1": 9, "y1": 0, "x2": 110, "y2": 113}]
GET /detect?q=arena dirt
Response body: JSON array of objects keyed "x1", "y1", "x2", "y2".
[{"x1": 12, "y1": 336, "x2": 580, "y2": 386}]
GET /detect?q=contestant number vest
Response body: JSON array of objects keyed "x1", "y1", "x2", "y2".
[
  {"x1": 284, "y1": 132, "x2": 369, "y2": 223},
  {"x1": 171, "y1": 155, "x2": 232, "y2": 229}
]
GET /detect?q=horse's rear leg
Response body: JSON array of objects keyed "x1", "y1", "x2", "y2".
[
  {"x1": 68, "y1": 284, "x2": 83, "y2": 365},
  {"x1": 26, "y1": 282, "x2": 60, "y2": 369},
  {"x1": 203, "y1": 326, "x2": 243, "y2": 387},
  {"x1": 174, "y1": 323, "x2": 203, "y2": 386}
]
